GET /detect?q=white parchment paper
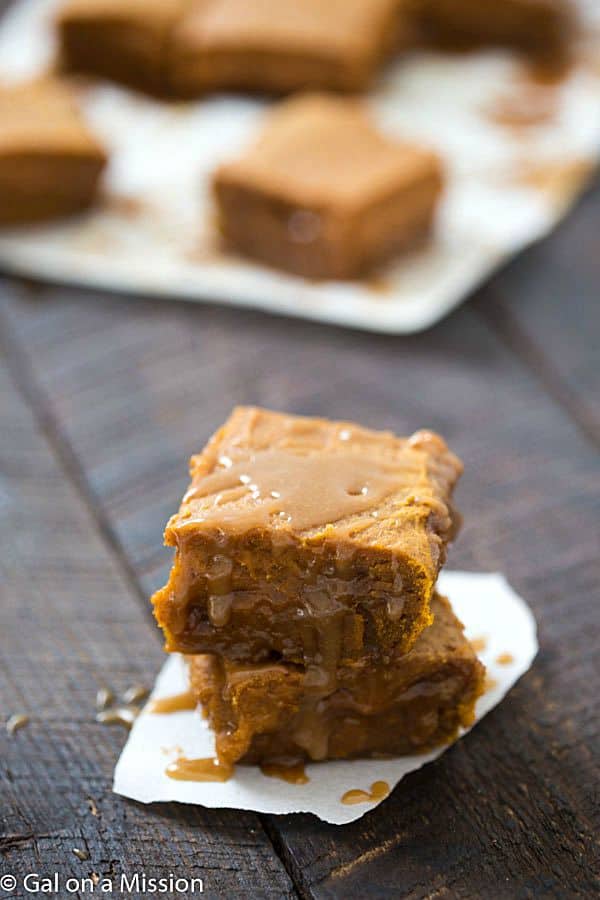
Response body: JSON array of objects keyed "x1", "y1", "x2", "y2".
[
  {"x1": 113, "y1": 571, "x2": 538, "y2": 825},
  {"x1": 0, "y1": 0, "x2": 599, "y2": 333}
]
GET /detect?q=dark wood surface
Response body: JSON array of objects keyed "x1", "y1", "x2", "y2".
[{"x1": 1, "y1": 167, "x2": 599, "y2": 898}]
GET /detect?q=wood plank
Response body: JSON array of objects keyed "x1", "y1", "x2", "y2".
[
  {"x1": 473, "y1": 178, "x2": 600, "y2": 446},
  {"x1": 2, "y1": 272, "x2": 599, "y2": 898},
  {"x1": 0, "y1": 349, "x2": 297, "y2": 899}
]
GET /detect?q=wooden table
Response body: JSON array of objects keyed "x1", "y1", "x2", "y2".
[{"x1": 1, "y1": 156, "x2": 599, "y2": 897}]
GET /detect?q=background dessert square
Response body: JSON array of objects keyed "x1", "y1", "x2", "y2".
[{"x1": 0, "y1": 0, "x2": 597, "y2": 331}]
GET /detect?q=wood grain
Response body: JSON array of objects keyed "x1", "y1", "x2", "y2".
[
  {"x1": 1, "y1": 219, "x2": 599, "y2": 898},
  {"x1": 0, "y1": 352, "x2": 297, "y2": 899},
  {"x1": 473, "y1": 178, "x2": 600, "y2": 447}
]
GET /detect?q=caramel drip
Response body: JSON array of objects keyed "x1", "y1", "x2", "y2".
[
  {"x1": 260, "y1": 762, "x2": 309, "y2": 785},
  {"x1": 484, "y1": 676, "x2": 498, "y2": 693},
  {"x1": 496, "y1": 652, "x2": 514, "y2": 666},
  {"x1": 486, "y1": 86, "x2": 557, "y2": 130},
  {"x1": 227, "y1": 663, "x2": 290, "y2": 686},
  {"x1": 165, "y1": 756, "x2": 233, "y2": 782},
  {"x1": 471, "y1": 636, "x2": 487, "y2": 653},
  {"x1": 182, "y1": 448, "x2": 418, "y2": 532},
  {"x1": 365, "y1": 276, "x2": 393, "y2": 296},
  {"x1": 341, "y1": 780, "x2": 390, "y2": 805},
  {"x1": 150, "y1": 691, "x2": 198, "y2": 714}
]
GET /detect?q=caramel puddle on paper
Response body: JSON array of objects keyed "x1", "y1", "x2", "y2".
[
  {"x1": 166, "y1": 756, "x2": 234, "y2": 783},
  {"x1": 496, "y1": 652, "x2": 514, "y2": 666},
  {"x1": 341, "y1": 780, "x2": 390, "y2": 806},
  {"x1": 364, "y1": 275, "x2": 394, "y2": 298},
  {"x1": 471, "y1": 636, "x2": 487, "y2": 653},
  {"x1": 513, "y1": 159, "x2": 593, "y2": 206},
  {"x1": 101, "y1": 192, "x2": 148, "y2": 220},
  {"x1": 484, "y1": 82, "x2": 557, "y2": 130},
  {"x1": 484, "y1": 676, "x2": 498, "y2": 693},
  {"x1": 150, "y1": 691, "x2": 197, "y2": 713},
  {"x1": 486, "y1": 91, "x2": 556, "y2": 130},
  {"x1": 484, "y1": 58, "x2": 569, "y2": 132},
  {"x1": 260, "y1": 762, "x2": 309, "y2": 785}
]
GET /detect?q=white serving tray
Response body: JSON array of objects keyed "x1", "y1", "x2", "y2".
[{"x1": 0, "y1": 0, "x2": 599, "y2": 333}]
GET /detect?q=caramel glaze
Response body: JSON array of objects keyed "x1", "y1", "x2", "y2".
[
  {"x1": 341, "y1": 780, "x2": 390, "y2": 805},
  {"x1": 182, "y1": 447, "x2": 418, "y2": 532},
  {"x1": 153, "y1": 410, "x2": 463, "y2": 703},
  {"x1": 496, "y1": 652, "x2": 514, "y2": 666},
  {"x1": 165, "y1": 756, "x2": 233, "y2": 782},
  {"x1": 189, "y1": 594, "x2": 486, "y2": 766},
  {"x1": 150, "y1": 691, "x2": 197, "y2": 714},
  {"x1": 260, "y1": 762, "x2": 309, "y2": 785}
]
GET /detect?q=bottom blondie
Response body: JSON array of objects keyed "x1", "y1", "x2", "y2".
[
  {"x1": 189, "y1": 593, "x2": 485, "y2": 766},
  {"x1": 0, "y1": 79, "x2": 107, "y2": 226}
]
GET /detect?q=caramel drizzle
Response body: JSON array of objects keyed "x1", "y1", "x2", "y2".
[
  {"x1": 181, "y1": 447, "x2": 422, "y2": 532},
  {"x1": 260, "y1": 762, "x2": 309, "y2": 785},
  {"x1": 486, "y1": 85, "x2": 557, "y2": 130},
  {"x1": 341, "y1": 780, "x2": 390, "y2": 805},
  {"x1": 150, "y1": 691, "x2": 197, "y2": 714},
  {"x1": 165, "y1": 756, "x2": 233, "y2": 782},
  {"x1": 496, "y1": 652, "x2": 514, "y2": 666}
]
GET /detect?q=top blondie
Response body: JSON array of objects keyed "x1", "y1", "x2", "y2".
[{"x1": 152, "y1": 407, "x2": 463, "y2": 672}]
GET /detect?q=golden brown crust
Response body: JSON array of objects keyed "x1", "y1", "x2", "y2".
[
  {"x1": 57, "y1": 0, "x2": 188, "y2": 96},
  {"x1": 213, "y1": 94, "x2": 444, "y2": 279},
  {"x1": 189, "y1": 593, "x2": 486, "y2": 765},
  {"x1": 152, "y1": 407, "x2": 462, "y2": 670},
  {"x1": 57, "y1": 0, "x2": 399, "y2": 97},
  {"x1": 169, "y1": 0, "x2": 400, "y2": 95},
  {"x1": 409, "y1": 0, "x2": 576, "y2": 59},
  {"x1": 0, "y1": 79, "x2": 107, "y2": 226}
]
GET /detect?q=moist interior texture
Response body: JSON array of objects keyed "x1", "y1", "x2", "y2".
[
  {"x1": 152, "y1": 406, "x2": 463, "y2": 673},
  {"x1": 189, "y1": 593, "x2": 486, "y2": 764}
]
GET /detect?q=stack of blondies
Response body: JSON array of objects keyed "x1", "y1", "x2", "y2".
[{"x1": 152, "y1": 407, "x2": 485, "y2": 770}]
